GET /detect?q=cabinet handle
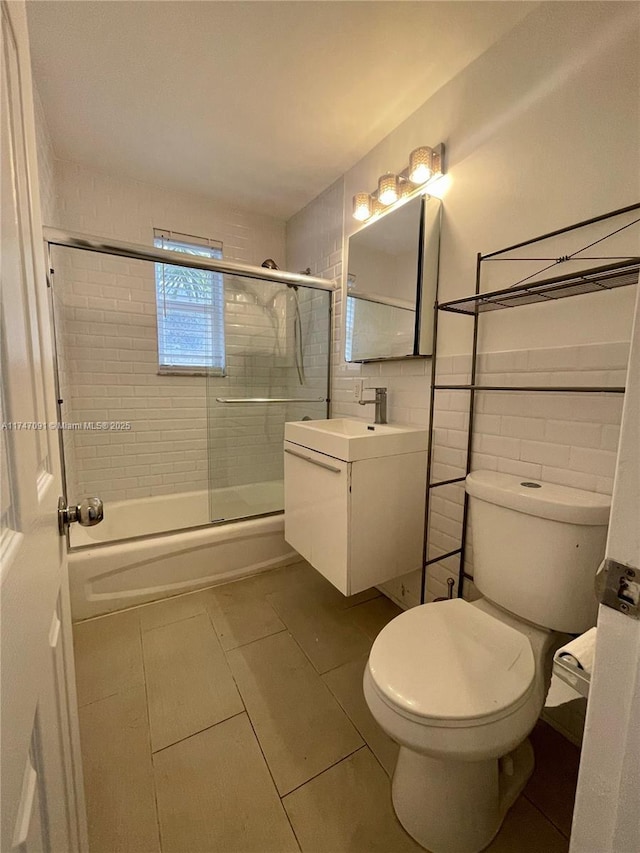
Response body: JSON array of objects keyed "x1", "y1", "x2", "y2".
[{"x1": 284, "y1": 447, "x2": 342, "y2": 473}]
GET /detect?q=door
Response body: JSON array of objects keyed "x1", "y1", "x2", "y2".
[
  {"x1": 569, "y1": 282, "x2": 640, "y2": 851},
  {"x1": 1, "y1": 2, "x2": 87, "y2": 851}
]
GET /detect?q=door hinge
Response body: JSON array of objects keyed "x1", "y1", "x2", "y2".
[{"x1": 598, "y1": 558, "x2": 640, "y2": 620}]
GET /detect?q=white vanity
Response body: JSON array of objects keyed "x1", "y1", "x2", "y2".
[{"x1": 284, "y1": 418, "x2": 427, "y2": 595}]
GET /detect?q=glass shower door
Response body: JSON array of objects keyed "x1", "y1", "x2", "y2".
[{"x1": 206, "y1": 275, "x2": 331, "y2": 523}]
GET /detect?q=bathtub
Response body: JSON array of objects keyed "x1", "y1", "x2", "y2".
[{"x1": 68, "y1": 485, "x2": 298, "y2": 620}]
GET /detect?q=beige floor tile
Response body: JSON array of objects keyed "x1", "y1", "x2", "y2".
[
  {"x1": 249, "y1": 560, "x2": 314, "y2": 595},
  {"x1": 487, "y1": 795, "x2": 569, "y2": 853},
  {"x1": 154, "y1": 714, "x2": 299, "y2": 853},
  {"x1": 323, "y1": 656, "x2": 398, "y2": 776},
  {"x1": 258, "y1": 560, "x2": 380, "y2": 608},
  {"x1": 138, "y1": 588, "x2": 211, "y2": 632},
  {"x1": 348, "y1": 596, "x2": 403, "y2": 641},
  {"x1": 524, "y1": 721, "x2": 580, "y2": 837},
  {"x1": 227, "y1": 631, "x2": 363, "y2": 795},
  {"x1": 73, "y1": 609, "x2": 144, "y2": 707},
  {"x1": 205, "y1": 577, "x2": 286, "y2": 650},
  {"x1": 79, "y1": 686, "x2": 160, "y2": 853},
  {"x1": 283, "y1": 747, "x2": 422, "y2": 853},
  {"x1": 267, "y1": 585, "x2": 373, "y2": 673},
  {"x1": 142, "y1": 613, "x2": 243, "y2": 751}
]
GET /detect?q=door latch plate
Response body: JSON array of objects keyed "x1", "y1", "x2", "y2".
[{"x1": 598, "y1": 558, "x2": 640, "y2": 620}]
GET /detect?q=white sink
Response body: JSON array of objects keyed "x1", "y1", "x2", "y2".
[{"x1": 285, "y1": 418, "x2": 428, "y2": 462}]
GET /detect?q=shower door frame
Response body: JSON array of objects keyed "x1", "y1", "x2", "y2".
[{"x1": 44, "y1": 226, "x2": 335, "y2": 547}]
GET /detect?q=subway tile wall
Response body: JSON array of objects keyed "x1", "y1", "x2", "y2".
[
  {"x1": 52, "y1": 245, "x2": 329, "y2": 504},
  {"x1": 425, "y1": 342, "x2": 627, "y2": 604},
  {"x1": 43, "y1": 160, "x2": 332, "y2": 504}
]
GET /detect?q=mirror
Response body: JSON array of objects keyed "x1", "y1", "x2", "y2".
[{"x1": 345, "y1": 194, "x2": 441, "y2": 361}]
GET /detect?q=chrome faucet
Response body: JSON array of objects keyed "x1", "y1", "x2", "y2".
[{"x1": 358, "y1": 387, "x2": 387, "y2": 424}]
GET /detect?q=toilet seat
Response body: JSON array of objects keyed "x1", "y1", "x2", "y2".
[{"x1": 368, "y1": 599, "x2": 536, "y2": 728}]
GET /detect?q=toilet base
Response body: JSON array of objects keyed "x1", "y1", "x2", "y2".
[{"x1": 391, "y1": 738, "x2": 534, "y2": 853}]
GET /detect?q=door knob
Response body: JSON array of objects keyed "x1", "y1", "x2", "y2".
[{"x1": 58, "y1": 496, "x2": 104, "y2": 536}]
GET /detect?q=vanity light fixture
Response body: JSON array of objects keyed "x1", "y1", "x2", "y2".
[
  {"x1": 399, "y1": 177, "x2": 415, "y2": 198},
  {"x1": 353, "y1": 192, "x2": 373, "y2": 222},
  {"x1": 378, "y1": 173, "x2": 399, "y2": 206},
  {"x1": 352, "y1": 142, "x2": 445, "y2": 221},
  {"x1": 409, "y1": 146, "x2": 433, "y2": 184}
]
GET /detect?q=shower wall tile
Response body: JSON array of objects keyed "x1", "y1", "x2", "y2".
[{"x1": 48, "y1": 162, "x2": 332, "y2": 503}]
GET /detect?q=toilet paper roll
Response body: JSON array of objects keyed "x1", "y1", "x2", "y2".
[{"x1": 555, "y1": 627, "x2": 597, "y2": 674}]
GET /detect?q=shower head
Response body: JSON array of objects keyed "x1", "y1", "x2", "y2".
[{"x1": 261, "y1": 258, "x2": 279, "y2": 270}]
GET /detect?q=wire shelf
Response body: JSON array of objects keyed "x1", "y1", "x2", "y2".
[{"x1": 439, "y1": 259, "x2": 640, "y2": 315}]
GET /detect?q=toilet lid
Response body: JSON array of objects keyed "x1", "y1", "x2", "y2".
[{"x1": 368, "y1": 599, "x2": 535, "y2": 726}]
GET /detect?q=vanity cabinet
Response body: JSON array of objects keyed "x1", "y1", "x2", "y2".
[{"x1": 284, "y1": 438, "x2": 427, "y2": 595}]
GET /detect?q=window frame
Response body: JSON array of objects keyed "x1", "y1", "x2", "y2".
[{"x1": 153, "y1": 229, "x2": 226, "y2": 376}]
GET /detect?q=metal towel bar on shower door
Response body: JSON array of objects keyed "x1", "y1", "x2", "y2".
[{"x1": 215, "y1": 397, "x2": 326, "y2": 403}]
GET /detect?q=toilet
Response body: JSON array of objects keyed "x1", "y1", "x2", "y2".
[{"x1": 364, "y1": 470, "x2": 610, "y2": 853}]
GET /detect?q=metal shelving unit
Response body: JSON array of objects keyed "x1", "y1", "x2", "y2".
[{"x1": 420, "y1": 203, "x2": 640, "y2": 604}]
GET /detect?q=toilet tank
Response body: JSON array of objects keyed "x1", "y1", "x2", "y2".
[{"x1": 466, "y1": 471, "x2": 610, "y2": 633}]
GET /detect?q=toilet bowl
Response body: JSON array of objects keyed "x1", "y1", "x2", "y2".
[
  {"x1": 364, "y1": 598, "x2": 558, "y2": 853},
  {"x1": 364, "y1": 471, "x2": 610, "y2": 853}
]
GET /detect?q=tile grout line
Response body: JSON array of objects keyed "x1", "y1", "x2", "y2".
[
  {"x1": 151, "y1": 710, "x2": 247, "y2": 756},
  {"x1": 320, "y1": 652, "x2": 369, "y2": 677},
  {"x1": 137, "y1": 616, "x2": 163, "y2": 853},
  {"x1": 220, "y1": 625, "x2": 289, "y2": 653},
  {"x1": 240, "y1": 709, "x2": 303, "y2": 853},
  {"x1": 76, "y1": 688, "x2": 122, "y2": 710},
  {"x1": 143, "y1": 610, "x2": 209, "y2": 635},
  {"x1": 522, "y1": 792, "x2": 572, "y2": 841},
  {"x1": 321, "y1": 668, "x2": 393, "y2": 780},
  {"x1": 266, "y1": 594, "x2": 373, "y2": 678},
  {"x1": 280, "y1": 744, "x2": 369, "y2": 800}
]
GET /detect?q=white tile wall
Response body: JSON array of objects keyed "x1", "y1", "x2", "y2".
[
  {"x1": 39, "y1": 160, "x2": 332, "y2": 504},
  {"x1": 52, "y1": 246, "x2": 329, "y2": 503},
  {"x1": 425, "y1": 342, "x2": 629, "y2": 603}
]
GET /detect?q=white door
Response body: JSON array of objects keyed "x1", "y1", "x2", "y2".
[
  {"x1": 1, "y1": 2, "x2": 87, "y2": 851},
  {"x1": 570, "y1": 281, "x2": 640, "y2": 851}
]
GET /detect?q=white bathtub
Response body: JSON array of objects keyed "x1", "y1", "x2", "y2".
[{"x1": 68, "y1": 485, "x2": 297, "y2": 620}]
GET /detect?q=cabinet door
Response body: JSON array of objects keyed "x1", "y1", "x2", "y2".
[
  {"x1": 349, "y1": 451, "x2": 427, "y2": 593},
  {"x1": 284, "y1": 442, "x2": 349, "y2": 593}
]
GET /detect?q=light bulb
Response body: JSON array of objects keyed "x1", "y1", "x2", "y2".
[
  {"x1": 352, "y1": 192, "x2": 372, "y2": 221},
  {"x1": 409, "y1": 147, "x2": 433, "y2": 184},
  {"x1": 378, "y1": 173, "x2": 399, "y2": 206}
]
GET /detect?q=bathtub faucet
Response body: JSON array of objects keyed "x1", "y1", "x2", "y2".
[{"x1": 358, "y1": 387, "x2": 387, "y2": 425}]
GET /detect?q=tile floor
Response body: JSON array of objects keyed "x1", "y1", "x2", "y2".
[{"x1": 73, "y1": 561, "x2": 579, "y2": 853}]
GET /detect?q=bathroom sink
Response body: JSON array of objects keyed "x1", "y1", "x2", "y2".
[{"x1": 285, "y1": 418, "x2": 428, "y2": 461}]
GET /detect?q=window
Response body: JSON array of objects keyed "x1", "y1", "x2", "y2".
[
  {"x1": 344, "y1": 295, "x2": 355, "y2": 362},
  {"x1": 154, "y1": 229, "x2": 225, "y2": 374}
]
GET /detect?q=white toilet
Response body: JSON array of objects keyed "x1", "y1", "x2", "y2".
[{"x1": 364, "y1": 470, "x2": 610, "y2": 853}]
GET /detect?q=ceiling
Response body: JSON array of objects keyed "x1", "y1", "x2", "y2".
[{"x1": 27, "y1": 1, "x2": 535, "y2": 220}]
